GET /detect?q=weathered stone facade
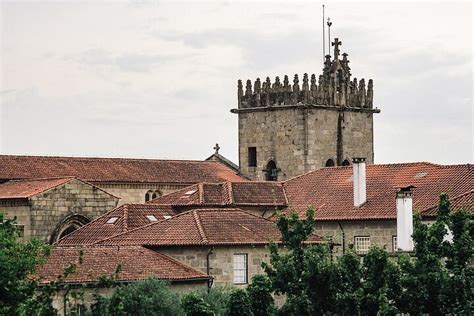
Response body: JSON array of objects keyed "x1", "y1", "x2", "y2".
[
  {"x1": 159, "y1": 245, "x2": 270, "y2": 287},
  {"x1": 2, "y1": 179, "x2": 119, "y2": 243},
  {"x1": 232, "y1": 38, "x2": 380, "y2": 180},
  {"x1": 94, "y1": 182, "x2": 191, "y2": 205}
]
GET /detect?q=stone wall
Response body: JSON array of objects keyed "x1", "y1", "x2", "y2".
[
  {"x1": 160, "y1": 245, "x2": 270, "y2": 287},
  {"x1": 30, "y1": 179, "x2": 119, "y2": 243},
  {"x1": 237, "y1": 106, "x2": 376, "y2": 180},
  {"x1": 93, "y1": 182, "x2": 191, "y2": 205},
  {"x1": 1, "y1": 203, "x2": 31, "y2": 240}
]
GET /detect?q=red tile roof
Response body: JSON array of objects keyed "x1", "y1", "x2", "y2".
[
  {"x1": 0, "y1": 177, "x2": 118, "y2": 200},
  {"x1": 34, "y1": 245, "x2": 209, "y2": 284},
  {"x1": 148, "y1": 181, "x2": 287, "y2": 207},
  {"x1": 98, "y1": 208, "x2": 321, "y2": 246},
  {"x1": 283, "y1": 162, "x2": 473, "y2": 221},
  {"x1": 0, "y1": 155, "x2": 244, "y2": 183},
  {"x1": 0, "y1": 177, "x2": 73, "y2": 199},
  {"x1": 57, "y1": 204, "x2": 177, "y2": 246},
  {"x1": 422, "y1": 190, "x2": 473, "y2": 217}
]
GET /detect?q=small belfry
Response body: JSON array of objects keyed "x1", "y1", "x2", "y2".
[
  {"x1": 236, "y1": 38, "x2": 374, "y2": 110},
  {"x1": 232, "y1": 38, "x2": 380, "y2": 181}
]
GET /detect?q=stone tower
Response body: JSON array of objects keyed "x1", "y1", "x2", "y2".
[{"x1": 231, "y1": 38, "x2": 380, "y2": 181}]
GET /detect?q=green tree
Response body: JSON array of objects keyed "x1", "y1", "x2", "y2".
[
  {"x1": 107, "y1": 278, "x2": 183, "y2": 315},
  {"x1": 226, "y1": 289, "x2": 253, "y2": 316},
  {"x1": 182, "y1": 292, "x2": 214, "y2": 316},
  {"x1": 246, "y1": 274, "x2": 274, "y2": 316},
  {"x1": 0, "y1": 212, "x2": 51, "y2": 315}
]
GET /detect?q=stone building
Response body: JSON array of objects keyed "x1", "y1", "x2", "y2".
[
  {"x1": 0, "y1": 177, "x2": 119, "y2": 243},
  {"x1": 0, "y1": 154, "x2": 244, "y2": 205},
  {"x1": 232, "y1": 38, "x2": 379, "y2": 181}
]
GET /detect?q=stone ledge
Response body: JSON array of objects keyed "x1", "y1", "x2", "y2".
[{"x1": 231, "y1": 104, "x2": 381, "y2": 114}]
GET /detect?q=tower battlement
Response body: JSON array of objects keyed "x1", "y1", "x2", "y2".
[{"x1": 236, "y1": 38, "x2": 374, "y2": 110}]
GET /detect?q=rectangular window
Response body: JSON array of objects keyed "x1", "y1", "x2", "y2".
[
  {"x1": 248, "y1": 147, "x2": 257, "y2": 167},
  {"x1": 233, "y1": 254, "x2": 248, "y2": 284},
  {"x1": 15, "y1": 224, "x2": 24, "y2": 238},
  {"x1": 392, "y1": 236, "x2": 398, "y2": 252},
  {"x1": 354, "y1": 236, "x2": 371, "y2": 254}
]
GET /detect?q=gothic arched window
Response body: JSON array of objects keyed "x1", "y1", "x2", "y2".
[
  {"x1": 325, "y1": 159, "x2": 335, "y2": 167},
  {"x1": 341, "y1": 159, "x2": 351, "y2": 166},
  {"x1": 50, "y1": 214, "x2": 90, "y2": 244},
  {"x1": 266, "y1": 160, "x2": 278, "y2": 181}
]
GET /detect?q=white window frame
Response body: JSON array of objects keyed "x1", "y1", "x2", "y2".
[
  {"x1": 354, "y1": 236, "x2": 371, "y2": 254},
  {"x1": 233, "y1": 254, "x2": 248, "y2": 284}
]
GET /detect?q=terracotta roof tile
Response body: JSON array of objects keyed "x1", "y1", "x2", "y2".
[
  {"x1": 422, "y1": 190, "x2": 473, "y2": 217},
  {"x1": 0, "y1": 177, "x2": 74, "y2": 199},
  {"x1": 283, "y1": 162, "x2": 473, "y2": 220},
  {"x1": 98, "y1": 208, "x2": 322, "y2": 246},
  {"x1": 148, "y1": 181, "x2": 287, "y2": 207},
  {"x1": 0, "y1": 155, "x2": 244, "y2": 183},
  {"x1": 56, "y1": 204, "x2": 176, "y2": 245},
  {"x1": 34, "y1": 245, "x2": 209, "y2": 284}
]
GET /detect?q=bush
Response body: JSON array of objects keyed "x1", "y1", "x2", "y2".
[
  {"x1": 186, "y1": 286, "x2": 233, "y2": 316},
  {"x1": 182, "y1": 292, "x2": 214, "y2": 316},
  {"x1": 227, "y1": 289, "x2": 253, "y2": 316},
  {"x1": 246, "y1": 274, "x2": 274, "y2": 316},
  {"x1": 108, "y1": 278, "x2": 183, "y2": 315}
]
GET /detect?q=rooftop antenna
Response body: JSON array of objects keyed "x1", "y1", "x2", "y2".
[
  {"x1": 322, "y1": 5, "x2": 325, "y2": 63},
  {"x1": 327, "y1": 17, "x2": 332, "y2": 58}
]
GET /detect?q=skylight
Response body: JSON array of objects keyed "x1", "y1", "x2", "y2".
[
  {"x1": 414, "y1": 171, "x2": 428, "y2": 178},
  {"x1": 146, "y1": 215, "x2": 158, "y2": 222},
  {"x1": 106, "y1": 217, "x2": 119, "y2": 224},
  {"x1": 163, "y1": 215, "x2": 172, "y2": 219},
  {"x1": 184, "y1": 189, "x2": 197, "y2": 195}
]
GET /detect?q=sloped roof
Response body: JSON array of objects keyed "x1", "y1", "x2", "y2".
[
  {"x1": 98, "y1": 208, "x2": 321, "y2": 246},
  {"x1": 283, "y1": 162, "x2": 473, "y2": 221},
  {"x1": 205, "y1": 153, "x2": 239, "y2": 173},
  {"x1": 34, "y1": 245, "x2": 210, "y2": 284},
  {"x1": 57, "y1": 204, "x2": 177, "y2": 246},
  {"x1": 148, "y1": 181, "x2": 287, "y2": 207},
  {"x1": 0, "y1": 155, "x2": 244, "y2": 183},
  {"x1": 422, "y1": 190, "x2": 473, "y2": 217},
  {"x1": 0, "y1": 177, "x2": 118, "y2": 200}
]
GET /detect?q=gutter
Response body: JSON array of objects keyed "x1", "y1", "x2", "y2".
[
  {"x1": 206, "y1": 247, "x2": 214, "y2": 292},
  {"x1": 337, "y1": 221, "x2": 345, "y2": 254}
]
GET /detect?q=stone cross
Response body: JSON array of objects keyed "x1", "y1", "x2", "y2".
[
  {"x1": 213, "y1": 143, "x2": 220, "y2": 154},
  {"x1": 332, "y1": 38, "x2": 342, "y2": 59}
]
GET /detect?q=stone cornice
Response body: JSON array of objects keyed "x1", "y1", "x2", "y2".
[{"x1": 230, "y1": 104, "x2": 381, "y2": 114}]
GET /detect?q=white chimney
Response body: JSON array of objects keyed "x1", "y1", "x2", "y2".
[
  {"x1": 353, "y1": 158, "x2": 366, "y2": 207},
  {"x1": 396, "y1": 187, "x2": 414, "y2": 251}
]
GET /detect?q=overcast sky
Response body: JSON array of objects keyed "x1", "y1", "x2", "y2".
[{"x1": 1, "y1": 1, "x2": 472, "y2": 165}]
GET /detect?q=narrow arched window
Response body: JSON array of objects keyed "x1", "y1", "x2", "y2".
[
  {"x1": 146, "y1": 190, "x2": 161, "y2": 202},
  {"x1": 325, "y1": 159, "x2": 335, "y2": 167},
  {"x1": 341, "y1": 159, "x2": 350, "y2": 166},
  {"x1": 266, "y1": 160, "x2": 278, "y2": 181}
]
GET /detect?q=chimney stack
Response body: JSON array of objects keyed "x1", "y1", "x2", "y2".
[
  {"x1": 396, "y1": 187, "x2": 415, "y2": 251},
  {"x1": 352, "y1": 158, "x2": 366, "y2": 207}
]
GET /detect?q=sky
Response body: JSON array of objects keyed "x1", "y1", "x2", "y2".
[{"x1": 0, "y1": 1, "x2": 472, "y2": 165}]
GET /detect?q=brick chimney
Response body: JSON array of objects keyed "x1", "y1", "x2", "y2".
[
  {"x1": 353, "y1": 158, "x2": 366, "y2": 207},
  {"x1": 396, "y1": 187, "x2": 415, "y2": 251}
]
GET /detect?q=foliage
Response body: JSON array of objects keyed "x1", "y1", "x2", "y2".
[
  {"x1": 181, "y1": 292, "x2": 214, "y2": 316},
  {"x1": 0, "y1": 212, "x2": 51, "y2": 315},
  {"x1": 184, "y1": 286, "x2": 232, "y2": 316},
  {"x1": 246, "y1": 274, "x2": 274, "y2": 316},
  {"x1": 107, "y1": 278, "x2": 183, "y2": 316},
  {"x1": 226, "y1": 289, "x2": 253, "y2": 316}
]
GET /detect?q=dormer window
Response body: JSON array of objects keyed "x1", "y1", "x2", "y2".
[
  {"x1": 106, "y1": 217, "x2": 119, "y2": 224},
  {"x1": 145, "y1": 190, "x2": 162, "y2": 202}
]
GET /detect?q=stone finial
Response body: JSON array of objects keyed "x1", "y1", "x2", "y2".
[
  {"x1": 302, "y1": 73, "x2": 309, "y2": 91},
  {"x1": 273, "y1": 76, "x2": 281, "y2": 90},
  {"x1": 237, "y1": 80, "x2": 243, "y2": 108},
  {"x1": 292, "y1": 74, "x2": 300, "y2": 92},
  {"x1": 254, "y1": 78, "x2": 261, "y2": 107},
  {"x1": 366, "y1": 79, "x2": 374, "y2": 108},
  {"x1": 265, "y1": 77, "x2": 271, "y2": 91},
  {"x1": 310, "y1": 74, "x2": 317, "y2": 104},
  {"x1": 358, "y1": 78, "x2": 366, "y2": 107},
  {"x1": 317, "y1": 75, "x2": 325, "y2": 104},
  {"x1": 332, "y1": 38, "x2": 342, "y2": 60},
  {"x1": 245, "y1": 79, "x2": 252, "y2": 97},
  {"x1": 264, "y1": 77, "x2": 271, "y2": 106},
  {"x1": 283, "y1": 75, "x2": 290, "y2": 105},
  {"x1": 213, "y1": 143, "x2": 220, "y2": 154}
]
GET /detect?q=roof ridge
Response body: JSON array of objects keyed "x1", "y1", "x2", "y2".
[
  {"x1": 192, "y1": 210, "x2": 208, "y2": 244},
  {"x1": 0, "y1": 154, "x2": 222, "y2": 163},
  {"x1": 198, "y1": 183, "x2": 204, "y2": 204},
  {"x1": 122, "y1": 205, "x2": 129, "y2": 232},
  {"x1": 7, "y1": 176, "x2": 76, "y2": 182},
  {"x1": 227, "y1": 181, "x2": 234, "y2": 204}
]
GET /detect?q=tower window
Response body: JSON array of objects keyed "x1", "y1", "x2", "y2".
[
  {"x1": 341, "y1": 159, "x2": 351, "y2": 166},
  {"x1": 266, "y1": 160, "x2": 278, "y2": 181},
  {"x1": 145, "y1": 190, "x2": 162, "y2": 202},
  {"x1": 325, "y1": 159, "x2": 335, "y2": 167},
  {"x1": 248, "y1": 147, "x2": 257, "y2": 167}
]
